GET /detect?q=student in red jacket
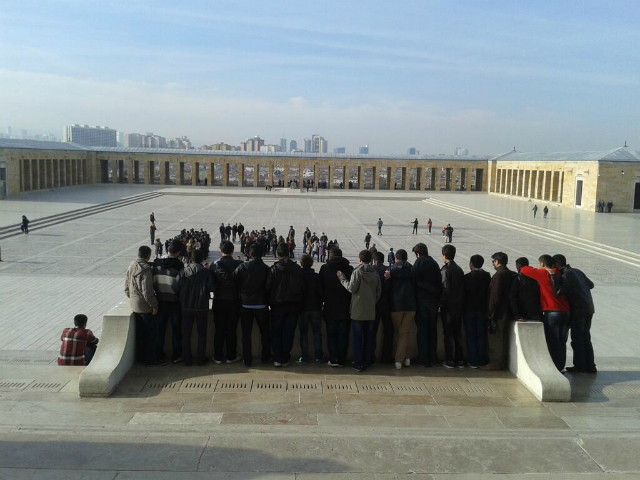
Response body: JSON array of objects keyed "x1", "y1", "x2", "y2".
[{"x1": 520, "y1": 254, "x2": 570, "y2": 372}]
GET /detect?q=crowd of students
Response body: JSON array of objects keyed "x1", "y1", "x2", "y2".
[{"x1": 118, "y1": 225, "x2": 596, "y2": 373}]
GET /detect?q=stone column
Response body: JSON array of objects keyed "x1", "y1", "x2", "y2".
[
  {"x1": 541, "y1": 170, "x2": 548, "y2": 200},
  {"x1": 298, "y1": 165, "x2": 304, "y2": 190},
  {"x1": 400, "y1": 167, "x2": 406, "y2": 190},
  {"x1": 372, "y1": 166, "x2": 378, "y2": 190},
  {"x1": 389, "y1": 167, "x2": 396, "y2": 190},
  {"x1": 128, "y1": 159, "x2": 134, "y2": 184},
  {"x1": 207, "y1": 162, "x2": 214, "y2": 186},
  {"x1": 145, "y1": 161, "x2": 152, "y2": 184},
  {"x1": 222, "y1": 162, "x2": 229, "y2": 186},
  {"x1": 159, "y1": 161, "x2": 166, "y2": 185},
  {"x1": 59, "y1": 159, "x2": 65, "y2": 187},
  {"x1": 268, "y1": 163, "x2": 274, "y2": 186},
  {"x1": 191, "y1": 161, "x2": 198, "y2": 186},
  {"x1": 328, "y1": 165, "x2": 333, "y2": 189},
  {"x1": 283, "y1": 165, "x2": 289, "y2": 188},
  {"x1": 435, "y1": 167, "x2": 441, "y2": 191},
  {"x1": 254, "y1": 163, "x2": 260, "y2": 187},
  {"x1": 466, "y1": 167, "x2": 472, "y2": 191},
  {"x1": 313, "y1": 163, "x2": 319, "y2": 189},
  {"x1": 359, "y1": 166, "x2": 365, "y2": 189}
]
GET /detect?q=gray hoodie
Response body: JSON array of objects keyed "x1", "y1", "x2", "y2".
[
  {"x1": 338, "y1": 263, "x2": 381, "y2": 321},
  {"x1": 125, "y1": 258, "x2": 159, "y2": 314}
]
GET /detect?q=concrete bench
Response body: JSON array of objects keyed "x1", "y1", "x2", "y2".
[
  {"x1": 508, "y1": 321, "x2": 571, "y2": 402},
  {"x1": 78, "y1": 302, "x2": 135, "y2": 398}
]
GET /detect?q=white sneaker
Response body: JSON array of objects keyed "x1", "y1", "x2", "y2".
[
  {"x1": 226, "y1": 357, "x2": 240, "y2": 364},
  {"x1": 274, "y1": 361, "x2": 282, "y2": 367},
  {"x1": 395, "y1": 362, "x2": 402, "y2": 370},
  {"x1": 213, "y1": 359, "x2": 223, "y2": 365},
  {"x1": 403, "y1": 358, "x2": 411, "y2": 367}
]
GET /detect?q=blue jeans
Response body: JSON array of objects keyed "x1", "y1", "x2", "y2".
[
  {"x1": 299, "y1": 311, "x2": 323, "y2": 362},
  {"x1": 543, "y1": 311, "x2": 570, "y2": 371},
  {"x1": 271, "y1": 306, "x2": 299, "y2": 364},
  {"x1": 84, "y1": 343, "x2": 97, "y2": 365},
  {"x1": 416, "y1": 296, "x2": 438, "y2": 366},
  {"x1": 352, "y1": 320, "x2": 374, "y2": 368},
  {"x1": 325, "y1": 312, "x2": 351, "y2": 365},
  {"x1": 463, "y1": 309, "x2": 487, "y2": 367}
]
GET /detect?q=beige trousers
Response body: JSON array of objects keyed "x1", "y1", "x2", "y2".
[{"x1": 391, "y1": 311, "x2": 415, "y2": 362}]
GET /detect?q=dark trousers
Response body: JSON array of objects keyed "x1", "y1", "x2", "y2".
[
  {"x1": 463, "y1": 309, "x2": 487, "y2": 367},
  {"x1": 213, "y1": 300, "x2": 239, "y2": 362},
  {"x1": 182, "y1": 310, "x2": 208, "y2": 365},
  {"x1": 543, "y1": 311, "x2": 570, "y2": 371},
  {"x1": 442, "y1": 308, "x2": 464, "y2": 363},
  {"x1": 416, "y1": 297, "x2": 438, "y2": 366},
  {"x1": 412, "y1": 226, "x2": 417, "y2": 234},
  {"x1": 84, "y1": 344, "x2": 97, "y2": 365},
  {"x1": 570, "y1": 314, "x2": 595, "y2": 371},
  {"x1": 352, "y1": 320, "x2": 374, "y2": 368},
  {"x1": 299, "y1": 311, "x2": 323, "y2": 362},
  {"x1": 158, "y1": 301, "x2": 182, "y2": 361},
  {"x1": 325, "y1": 312, "x2": 351, "y2": 365},
  {"x1": 135, "y1": 312, "x2": 162, "y2": 364},
  {"x1": 271, "y1": 306, "x2": 299, "y2": 364},
  {"x1": 373, "y1": 302, "x2": 393, "y2": 363},
  {"x1": 240, "y1": 307, "x2": 270, "y2": 366}
]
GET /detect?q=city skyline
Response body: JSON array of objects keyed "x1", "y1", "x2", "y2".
[{"x1": 1, "y1": 1, "x2": 639, "y2": 154}]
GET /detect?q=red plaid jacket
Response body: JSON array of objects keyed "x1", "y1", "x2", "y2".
[{"x1": 58, "y1": 327, "x2": 98, "y2": 366}]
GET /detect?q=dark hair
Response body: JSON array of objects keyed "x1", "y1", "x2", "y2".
[
  {"x1": 491, "y1": 252, "x2": 508, "y2": 266},
  {"x1": 250, "y1": 243, "x2": 263, "y2": 258},
  {"x1": 373, "y1": 251, "x2": 384, "y2": 263},
  {"x1": 395, "y1": 249, "x2": 408, "y2": 261},
  {"x1": 138, "y1": 245, "x2": 152, "y2": 259},
  {"x1": 412, "y1": 243, "x2": 428, "y2": 257},
  {"x1": 330, "y1": 247, "x2": 342, "y2": 258},
  {"x1": 301, "y1": 254, "x2": 313, "y2": 268},
  {"x1": 220, "y1": 241, "x2": 234, "y2": 255},
  {"x1": 442, "y1": 244, "x2": 456, "y2": 261},
  {"x1": 191, "y1": 249, "x2": 204, "y2": 264},
  {"x1": 74, "y1": 314, "x2": 88, "y2": 327},
  {"x1": 515, "y1": 257, "x2": 529, "y2": 270},
  {"x1": 168, "y1": 240, "x2": 182, "y2": 255},
  {"x1": 552, "y1": 254, "x2": 567, "y2": 268},
  {"x1": 359, "y1": 250, "x2": 373, "y2": 263},
  {"x1": 538, "y1": 254, "x2": 554, "y2": 268},
  {"x1": 277, "y1": 242, "x2": 289, "y2": 258},
  {"x1": 469, "y1": 254, "x2": 484, "y2": 269}
]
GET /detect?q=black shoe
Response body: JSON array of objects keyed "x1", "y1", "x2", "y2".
[
  {"x1": 586, "y1": 367, "x2": 598, "y2": 374},
  {"x1": 442, "y1": 361, "x2": 455, "y2": 369},
  {"x1": 146, "y1": 360, "x2": 167, "y2": 367},
  {"x1": 243, "y1": 362, "x2": 252, "y2": 368},
  {"x1": 566, "y1": 366, "x2": 583, "y2": 373},
  {"x1": 352, "y1": 365, "x2": 365, "y2": 372}
]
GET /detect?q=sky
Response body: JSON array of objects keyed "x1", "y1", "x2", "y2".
[{"x1": 1, "y1": 0, "x2": 639, "y2": 155}]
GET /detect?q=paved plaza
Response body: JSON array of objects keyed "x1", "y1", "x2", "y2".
[{"x1": 0, "y1": 185, "x2": 639, "y2": 477}]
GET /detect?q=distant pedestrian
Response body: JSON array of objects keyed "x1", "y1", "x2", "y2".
[
  {"x1": 532, "y1": 205, "x2": 538, "y2": 218},
  {"x1": 427, "y1": 218, "x2": 432, "y2": 234},
  {"x1": 387, "y1": 248, "x2": 395, "y2": 265},
  {"x1": 445, "y1": 224, "x2": 454, "y2": 243},
  {"x1": 232, "y1": 223, "x2": 238, "y2": 242},
  {"x1": 369, "y1": 243, "x2": 377, "y2": 257},
  {"x1": 150, "y1": 223, "x2": 157, "y2": 245},
  {"x1": 543, "y1": 206, "x2": 549, "y2": 219},
  {"x1": 150, "y1": 212, "x2": 155, "y2": 224},
  {"x1": 21, "y1": 215, "x2": 30, "y2": 234},
  {"x1": 377, "y1": 218, "x2": 383, "y2": 235},
  {"x1": 607, "y1": 201, "x2": 613, "y2": 213},
  {"x1": 154, "y1": 238, "x2": 163, "y2": 258},
  {"x1": 412, "y1": 218, "x2": 419, "y2": 234},
  {"x1": 364, "y1": 233, "x2": 371, "y2": 249}
]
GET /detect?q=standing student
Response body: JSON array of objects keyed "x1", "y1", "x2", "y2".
[
  {"x1": 412, "y1": 218, "x2": 419, "y2": 234},
  {"x1": 509, "y1": 257, "x2": 542, "y2": 322},
  {"x1": 299, "y1": 254, "x2": 324, "y2": 364},
  {"x1": 154, "y1": 238, "x2": 163, "y2": 258},
  {"x1": 233, "y1": 243, "x2": 272, "y2": 367},
  {"x1": 150, "y1": 223, "x2": 157, "y2": 245},
  {"x1": 440, "y1": 244, "x2": 465, "y2": 368},
  {"x1": 337, "y1": 250, "x2": 381, "y2": 372},
  {"x1": 387, "y1": 248, "x2": 395, "y2": 266},
  {"x1": 173, "y1": 249, "x2": 215, "y2": 366},
  {"x1": 150, "y1": 212, "x2": 155, "y2": 224},
  {"x1": 427, "y1": 218, "x2": 432, "y2": 234},
  {"x1": 486, "y1": 252, "x2": 516, "y2": 370},
  {"x1": 532, "y1": 205, "x2": 538, "y2": 218},
  {"x1": 377, "y1": 218, "x2": 383, "y2": 235},
  {"x1": 463, "y1": 255, "x2": 491, "y2": 368},
  {"x1": 267, "y1": 243, "x2": 303, "y2": 367},
  {"x1": 387, "y1": 249, "x2": 416, "y2": 370},
  {"x1": 364, "y1": 233, "x2": 371, "y2": 249}
]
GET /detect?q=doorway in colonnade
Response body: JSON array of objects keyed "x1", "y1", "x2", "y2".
[
  {"x1": 212, "y1": 164, "x2": 222, "y2": 186},
  {"x1": 288, "y1": 165, "x2": 300, "y2": 189},
  {"x1": 425, "y1": 168, "x2": 436, "y2": 190},
  {"x1": 242, "y1": 165, "x2": 254, "y2": 187},
  {"x1": 333, "y1": 166, "x2": 345, "y2": 188},
  {"x1": 302, "y1": 166, "x2": 315, "y2": 189},
  {"x1": 378, "y1": 168, "x2": 389, "y2": 189},
  {"x1": 409, "y1": 168, "x2": 419, "y2": 190},
  {"x1": 273, "y1": 165, "x2": 284, "y2": 187},
  {"x1": 362, "y1": 167, "x2": 374, "y2": 189},
  {"x1": 0, "y1": 161, "x2": 8, "y2": 198},
  {"x1": 228, "y1": 164, "x2": 238, "y2": 186},
  {"x1": 317, "y1": 166, "x2": 329, "y2": 189},
  {"x1": 347, "y1": 167, "x2": 360, "y2": 189},
  {"x1": 256, "y1": 165, "x2": 267, "y2": 187}
]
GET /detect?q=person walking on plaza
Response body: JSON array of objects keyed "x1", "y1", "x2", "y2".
[
  {"x1": 150, "y1": 212, "x2": 155, "y2": 224},
  {"x1": 20, "y1": 215, "x2": 30, "y2": 234},
  {"x1": 543, "y1": 206, "x2": 549, "y2": 219},
  {"x1": 532, "y1": 204, "x2": 538, "y2": 218},
  {"x1": 267, "y1": 243, "x2": 303, "y2": 367},
  {"x1": 387, "y1": 249, "x2": 416, "y2": 370},
  {"x1": 412, "y1": 218, "x2": 419, "y2": 234},
  {"x1": 173, "y1": 249, "x2": 215, "y2": 366},
  {"x1": 152, "y1": 240, "x2": 185, "y2": 364},
  {"x1": 364, "y1": 232, "x2": 371, "y2": 249},
  {"x1": 150, "y1": 222, "x2": 157, "y2": 246},
  {"x1": 369, "y1": 243, "x2": 377, "y2": 257},
  {"x1": 372, "y1": 252, "x2": 393, "y2": 364},
  {"x1": 320, "y1": 247, "x2": 353, "y2": 367},
  {"x1": 125, "y1": 246, "x2": 162, "y2": 366},
  {"x1": 224, "y1": 224, "x2": 232, "y2": 242},
  {"x1": 210, "y1": 241, "x2": 243, "y2": 364},
  {"x1": 463, "y1": 255, "x2": 491, "y2": 368},
  {"x1": 520, "y1": 255, "x2": 570, "y2": 371},
  {"x1": 377, "y1": 218, "x2": 383, "y2": 235},
  {"x1": 445, "y1": 224, "x2": 454, "y2": 243},
  {"x1": 387, "y1": 248, "x2": 395, "y2": 265},
  {"x1": 553, "y1": 254, "x2": 596, "y2": 373},
  {"x1": 219, "y1": 223, "x2": 226, "y2": 241},
  {"x1": 485, "y1": 252, "x2": 516, "y2": 370},
  {"x1": 234, "y1": 243, "x2": 272, "y2": 367},
  {"x1": 299, "y1": 254, "x2": 324, "y2": 364},
  {"x1": 440, "y1": 244, "x2": 465, "y2": 368},
  {"x1": 427, "y1": 218, "x2": 432, "y2": 234},
  {"x1": 154, "y1": 238, "x2": 163, "y2": 258},
  {"x1": 337, "y1": 250, "x2": 381, "y2": 372},
  {"x1": 509, "y1": 257, "x2": 542, "y2": 322}
]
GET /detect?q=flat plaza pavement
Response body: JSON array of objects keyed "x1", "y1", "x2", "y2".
[{"x1": 0, "y1": 185, "x2": 639, "y2": 478}]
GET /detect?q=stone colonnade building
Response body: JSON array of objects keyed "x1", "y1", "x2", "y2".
[{"x1": 1, "y1": 139, "x2": 639, "y2": 212}]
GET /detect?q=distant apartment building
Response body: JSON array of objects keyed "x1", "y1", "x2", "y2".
[
  {"x1": 454, "y1": 147, "x2": 469, "y2": 156},
  {"x1": 260, "y1": 144, "x2": 282, "y2": 153},
  {"x1": 240, "y1": 136, "x2": 265, "y2": 152},
  {"x1": 33, "y1": 133, "x2": 59, "y2": 142},
  {"x1": 303, "y1": 138, "x2": 312, "y2": 153},
  {"x1": 201, "y1": 143, "x2": 238, "y2": 151},
  {"x1": 311, "y1": 135, "x2": 328, "y2": 153},
  {"x1": 167, "y1": 136, "x2": 192, "y2": 149},
  {"x1": 334, "y1": 147, "x2": 346, "y2": 154},
  {"x1": 407, "y1": 147, "x2": 420, "y2": 155},
  {"x1": 125, "y1": 132, "x2": 167, "y2": 149},
  {"x1": 280, "y1": 138, "x2": 287, "y2": 153},
  {"x1": 63, "y1": 124, "x2": 117, "y2": 147},
  {"x1": 289, "y1": 140, "x2": 297, "y2": 151},
  {"x1": 359, "y1": 145, "x2": 369, "y2": 155}
]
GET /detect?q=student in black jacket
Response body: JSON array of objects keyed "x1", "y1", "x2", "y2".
[
  {"x1": 509, "y1": 257, "x2": 542, "y2": 322},
  {"x1": 319, "y1": 247, "x2": 353, "y2": 367},
  {"x1": 299, "y1": 254, "x2": 324, "y2": 364},
  {"x1": 440, "y1": 244, "x2": 465, "y2": 369},
  {"x1": 209, "y1": 241, "x2": 243, "y2": 364},
  {"x1": 233, "y1": 243, "x2": 271, "y2": 367},
  {"x1": 463, "y1": 254, "x2": 491, "y2": 368},
  {"x1": 173, "y1": 249, "x2": 215, "y2": 366}
]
